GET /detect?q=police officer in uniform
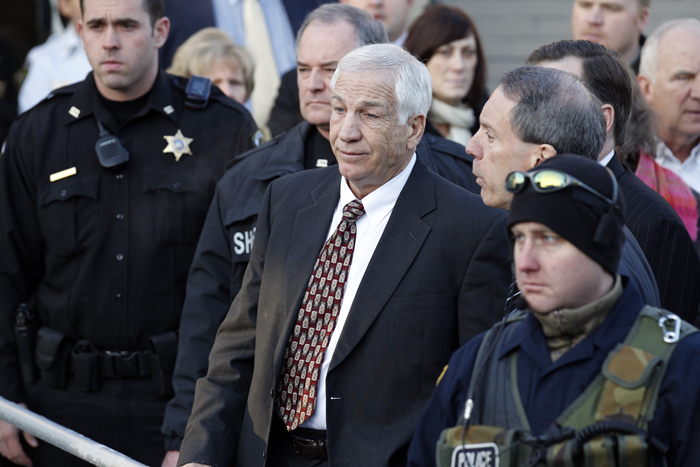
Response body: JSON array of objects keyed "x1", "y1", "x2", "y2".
[
  {"x1": 0, "y1": 0, "x2": 257, "y2": 465},
  {"x1": 160, "y1": 5, "x2": 481, "y2": 465},
  {"x1": 407, "y1": 155, "x2": 700, "y2": 467}
]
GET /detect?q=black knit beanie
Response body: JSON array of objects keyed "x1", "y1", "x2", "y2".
[{"x1": 507, "y1": 154, "x2": 626, "y2": 276}]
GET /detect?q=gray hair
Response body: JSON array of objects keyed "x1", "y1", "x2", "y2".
[
  {"x1": 330, "y1": 44, "x2": 432, "y2": 124},
  {"x1": 500, "y1": 66, "x2": 606, "y2": 160},
  {"x1": 295, "y1": 4, "x2": 388, "y2": 56},
  {"x1": 639, "y1": 18, "x2": 700, "y2": 79}
]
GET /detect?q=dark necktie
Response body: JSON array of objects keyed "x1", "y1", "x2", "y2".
[{"x1": 277, "y1": 199, "x2": 366, "y2": 431}]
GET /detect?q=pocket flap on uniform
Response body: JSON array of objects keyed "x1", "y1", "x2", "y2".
[
  {"x1": 224, "y1": 204, "x2": 260, "y2": 227},
  {"x1": 602, "y1": 344, "x2": 661, "y2": 389},
  {"x1": 39, "y1": 173, "x2": 99, "y2": 207},
  {"x1": 142, "y1": 166, "x2": 209, "y2": 195}
]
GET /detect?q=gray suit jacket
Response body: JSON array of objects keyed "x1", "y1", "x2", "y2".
[{"x1": 178, "y1": 160, "x2": 511, "y2": 466}]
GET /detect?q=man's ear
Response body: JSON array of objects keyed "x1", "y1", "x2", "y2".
[
  {"x1": 637, "y1": 7, "x2": 650, "y2": 33},
  {"x1": 602, "y1": 104, "x2": 614, "y2": 135},
  {"x1": 154, "y1": 16, "x2": 170, "y2": 49},
  {"x1": 530, "y1": 144, "x2": 556, "y2": 168},
  {"x1": 637, "y1": 74, "x2": 653, "y2": 104},
  {"x1": 406, "y1": 114, "x2": 426, "y2": 151}
]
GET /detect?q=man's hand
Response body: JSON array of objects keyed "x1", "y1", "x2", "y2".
[
  {"x1": 161, "y1": 450, "x2": 180, "y2": 467},
  {"x1": 0, "y1": 403, "x2": 38, "y2": 466}
]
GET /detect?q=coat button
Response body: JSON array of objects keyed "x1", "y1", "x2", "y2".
[
  {"x1": 173, "y1": 182, "x2": 181, "y2": 189},
  {"x1": 116, "y1": 213, "x2": 124, "y2": 220},
  {"x1": 116, "y1": 253, "x2": 124, "y2": 261},
  {"x1": 60, "y1": 190, "x2": 67, "y2": 197}
]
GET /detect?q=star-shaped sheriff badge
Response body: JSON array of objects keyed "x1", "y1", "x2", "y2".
[{"x1": 163, "y1": 129, "x2": 193, "y2": 162}]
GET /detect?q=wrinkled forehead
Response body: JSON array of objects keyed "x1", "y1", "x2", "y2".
[{"x1": 332, "y1": 70, "x2": 397, "y2": 107}]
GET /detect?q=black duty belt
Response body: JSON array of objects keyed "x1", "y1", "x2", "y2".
[
  {"x1": 289, "y1": 427, "x2": 328, "y2": 459},
  {"x1": 99, "y1": 350, "x2": 151, "y2": 379}
]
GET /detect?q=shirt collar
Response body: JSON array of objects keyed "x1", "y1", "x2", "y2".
[
  {"x1": 656, "y1": 140, "x2": 700, "y2": 166},
  {"x1": 599, "y1": 149, "x2": 615, "y2": 167},
  {"x1": 338, "y1": 153, "x2": 416, "y2": 229},
  {"x1": 393, "y1": 31, "x2": 408, "y2": 47}
]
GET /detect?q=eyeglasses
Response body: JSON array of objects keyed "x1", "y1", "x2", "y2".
[{"x1": 505, "y1": 168, "x2": 618, "y2": 208}]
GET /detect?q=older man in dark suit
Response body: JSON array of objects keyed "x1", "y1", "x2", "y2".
[{"x1": 177, "y1": 44, "x2": 511, "y2": 467}]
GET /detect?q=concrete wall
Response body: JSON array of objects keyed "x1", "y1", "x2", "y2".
[{"x1": 439, "y1": 0, "x2": 700, "y2": 92}]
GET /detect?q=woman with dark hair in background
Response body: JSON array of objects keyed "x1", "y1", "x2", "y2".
[{"x1": 404, "y1": 5, "x2": 487, "y2": 146}]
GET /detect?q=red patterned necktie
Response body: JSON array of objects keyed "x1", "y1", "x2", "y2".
[{"x1": 277, "y1": 199, "x2": 366, "y2": 431}]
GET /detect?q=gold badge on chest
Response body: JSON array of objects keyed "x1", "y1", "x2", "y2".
[{"x1": 163, "y1": 129, "x2": 193, "y2": 162}]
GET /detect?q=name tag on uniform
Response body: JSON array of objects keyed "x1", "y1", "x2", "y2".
[
  {"x1": 50, "y1": 167, "x2": 77, "y2": 182},
  {"x1": 451, "y1": 443, "x2": 499, "y2": 467}
]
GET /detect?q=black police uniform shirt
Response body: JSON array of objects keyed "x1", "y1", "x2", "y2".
[
  {"x1": 0, "y1": 70, "x2": 258, "y2": 403},
  {"x1": 161, "y1": 121, "x2": 482, "y2": 449}
]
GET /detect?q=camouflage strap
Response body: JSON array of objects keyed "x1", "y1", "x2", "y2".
[
  {"x1": 547, "y1": 306, "x2": 698, "y2": 466},
  {"x1": 556, "y1": 306, "x2": 697, "y2": 430},
  {"x1": 436, "y1": 306, "x2": 697, "y2": 467}
]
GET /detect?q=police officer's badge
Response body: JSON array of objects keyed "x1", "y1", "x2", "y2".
[{"x1": 163, "y1": 129, "x2": 193, "y2": 161}]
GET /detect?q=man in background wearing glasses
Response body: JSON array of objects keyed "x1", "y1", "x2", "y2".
[{"x1": 408, "y1": 155, "x2": 700, "y2": 467}]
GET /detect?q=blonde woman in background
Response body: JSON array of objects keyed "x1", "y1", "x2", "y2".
[{"x1": 168, "y1": 27, "x2": 254, "y2": 105}]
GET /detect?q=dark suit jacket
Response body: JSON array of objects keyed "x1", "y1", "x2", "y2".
[
  {"x1": 160, "y1": 0, "x2": 333, "y2": 69},
  {"x1": 608, "y1": 154, "x2": 700, "y2": 322},
  {"x1": 178, "y1": 159, "x2": 511, "y2": 466}
]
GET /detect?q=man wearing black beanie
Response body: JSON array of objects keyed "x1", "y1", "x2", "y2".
[{"x1": 408, "y1": 155, "x2": 700, "y2": 467}]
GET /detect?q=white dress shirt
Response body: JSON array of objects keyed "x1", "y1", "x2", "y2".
[
  {"x1": 18, "y1": 26, "x2": 92, "y2": 114},
  {"x1": 655, "y1": 140, "x2": 700, "y2": 194},
  {"x1": 599, "y1": 149, "x2": 615, "y2": 167},
  {"x1": 301, "y1": 154, "x2": 417, "y2": 429}
]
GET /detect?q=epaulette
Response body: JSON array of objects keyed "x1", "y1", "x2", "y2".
[{"x1": 43, "y1": 81, "x2": 80, "y2": 101}]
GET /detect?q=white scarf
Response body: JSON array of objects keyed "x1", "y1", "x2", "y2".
[{"x1": 428, "y1": 98, "x2": 475, "y2": 146}]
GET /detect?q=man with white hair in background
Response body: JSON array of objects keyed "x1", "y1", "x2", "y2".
[
  {"x1": 571, "y1": 0, "x2": 650, "y2": 73},
  {"x1": 638, "y1": 18, "x2": 700, "y2": 194},
  {"x1": 177, "y1": 43, "x2": 511, "y2": 467}
]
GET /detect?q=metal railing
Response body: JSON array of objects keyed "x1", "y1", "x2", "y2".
[{"x1": 0, "y1": 396, "x2": 148, "y2": 467}]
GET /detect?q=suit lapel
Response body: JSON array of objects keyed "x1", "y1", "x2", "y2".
[
  {"x1": 273, "y1": 169, "x2": 342, "y2": 370},
  {"x1": 329, "y1": 161, "x2": 437, "y2": 370}
]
